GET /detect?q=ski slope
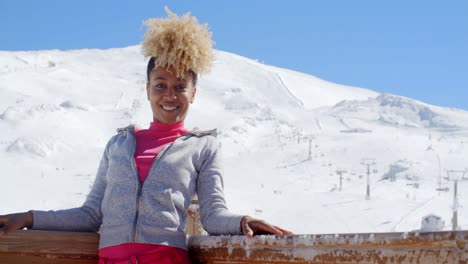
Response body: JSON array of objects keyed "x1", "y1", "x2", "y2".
[{"x1": 1, "y1": 45, "x2": 467, "y2": 233}]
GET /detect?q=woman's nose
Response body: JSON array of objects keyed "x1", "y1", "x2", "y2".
[{"x1": 164, "y1": 88, "x2": 177, "y2": 100}]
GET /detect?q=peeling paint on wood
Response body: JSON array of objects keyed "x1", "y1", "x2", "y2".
[
  {"x1": 0, "y1": 230, "x2": 467, "y2": 263},
  {"x1": 188, "y1": 231, "x2": 468, "y2": 264}
]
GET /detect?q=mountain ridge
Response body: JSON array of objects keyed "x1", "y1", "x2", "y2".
[{"x1": 1, "y1": 45, "x2": 467, "y2": 233}]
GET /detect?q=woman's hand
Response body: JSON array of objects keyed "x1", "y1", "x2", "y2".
[
  {"x1": 240, "y1": 215, "x2": 293, "y2": 238},
  {"x1": 0, "y1": 212, "x2": 33, "y2": 236}
]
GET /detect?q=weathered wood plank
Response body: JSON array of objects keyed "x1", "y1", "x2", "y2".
[
  {"x1": 1, "y1": 230, "x2": 467, "y2": 264},
  {"x1": 0, "y1": 230, "x2": 99, "y2": 264},
  {"x1": 188, "y1": 231, "x2": 468, "y2": 264}
]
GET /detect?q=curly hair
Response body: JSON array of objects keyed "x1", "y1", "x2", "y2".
[
  {"x1": 146, "y1": 57, "x2": 198, "y2": 86},
  {"x1": 142, "y1": 7, "x2": 214, "y2": 79}
]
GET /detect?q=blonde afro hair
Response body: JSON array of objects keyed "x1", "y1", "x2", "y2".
[{"x1": 142, "y1": 7, "x2": 214, "y2": 78}]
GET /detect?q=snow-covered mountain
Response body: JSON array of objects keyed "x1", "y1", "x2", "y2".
[{"x1": 1, "y1": 45, "x2": 467, "y2": 233}]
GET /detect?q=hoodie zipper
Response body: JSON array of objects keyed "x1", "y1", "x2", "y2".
[
  {"x1": 130, "y1": 135, "x2": 140, "y2": 243},
  {"x1": 130, "y1": 133, "x2": 176, "y2": 243}
]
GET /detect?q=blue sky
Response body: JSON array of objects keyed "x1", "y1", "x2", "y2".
[{"x1": 1, "y1": 0, "x2": 467, "y2": 110}]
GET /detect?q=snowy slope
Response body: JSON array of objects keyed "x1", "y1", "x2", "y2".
[{"x1": 1, "y1": 45, "x2": 467, "y2": 234}]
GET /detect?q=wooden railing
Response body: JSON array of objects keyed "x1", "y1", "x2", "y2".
[
  {"x1": 189, "y1": 230, "x2": 468, "y2": 264},
  {"x1": 0, "y1": 230, "x2": 98, "y2": 264},
  {"x1": 0, "y1": 230, "x2": 467, "y2": 264}
]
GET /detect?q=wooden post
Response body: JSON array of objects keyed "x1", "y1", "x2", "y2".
[{"x1": 186, "y1": 198, "x2": 205, "y2": 236}]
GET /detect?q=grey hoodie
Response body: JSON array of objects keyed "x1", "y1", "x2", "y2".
[{"x1": 32, "y1": 125, "x2": 244, "y2": 250}]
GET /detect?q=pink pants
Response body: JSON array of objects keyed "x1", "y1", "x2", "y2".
[{"x1": 98, "y1": 247, "x2": 191, "y2": 264}]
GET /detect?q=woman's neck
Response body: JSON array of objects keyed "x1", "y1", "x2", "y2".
[{"x1": 149, "y1": 122, "x2": 185, "y2": 131}]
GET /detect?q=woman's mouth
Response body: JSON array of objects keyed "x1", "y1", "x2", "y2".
[{"x1": 161, "y1": 105, "x2": 178, "y2": 111}]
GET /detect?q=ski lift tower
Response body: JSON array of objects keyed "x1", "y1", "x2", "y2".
[
  {"x1": 307, "y1": 135, "x2": 315, "y2": 160},
  {"x1": 361, "y1": 159, "x2": 376, "y2": 200},
  {"x1": 335, "y1": 169, "x2": 347, "y2": 191},
  {"x1": 446, "y1": 169, "x2": 465, "y2": 231},
  {"x1": 435, "y1": 154, "x2": 449, "y2": 192}
]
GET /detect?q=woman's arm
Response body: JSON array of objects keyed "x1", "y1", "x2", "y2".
[
  {"x1": 240, "y1": 215, "x2": 293, "y2": 238},
  {"x1": 196, "y1": 138, "x2": 244, "y2": 235},
  {"x1": 0, "y1": 211, "x2": 33, "y2": 236},
  {"x1": 196, "y1": 137, "x2": 293, "y2": 236},
  {"x1": 0, "y1": 139, "x2": 113, "y2": 235},
  {"x1": 30, "y1": 147, "x2": 109, "y2": 232}
]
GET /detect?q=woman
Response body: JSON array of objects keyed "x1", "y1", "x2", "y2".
[{"x1": 0, "y1": 7, "x2": 292, "y2": 264}]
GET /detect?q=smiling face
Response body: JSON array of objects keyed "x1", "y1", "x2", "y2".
[{"x1": 146, "y1": 66, "x2": 196, "y2": 124}]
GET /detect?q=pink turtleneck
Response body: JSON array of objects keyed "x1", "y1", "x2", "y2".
[{"x1": 134, "y1": 122, "x2": 189, "y2": 183}]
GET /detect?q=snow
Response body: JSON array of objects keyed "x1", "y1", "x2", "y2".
[{"x1": 1, "y1": 45, "x2": 467, "y2": 234}]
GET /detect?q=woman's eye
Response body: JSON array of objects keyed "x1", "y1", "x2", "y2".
[
  {"x1": 154, "y1": 84, "x2": 165, "y2": 90},
  {"x1": 176, "y1": 85, "x2": 186, "y2": 91}
]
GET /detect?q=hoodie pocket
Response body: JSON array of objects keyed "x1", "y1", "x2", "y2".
[
  {"x1": 140, "y1": 188, "x2": 181, "y2": 229},
  {"x1": 101, "y1": 182, "x2": 135, "y2": 226}
]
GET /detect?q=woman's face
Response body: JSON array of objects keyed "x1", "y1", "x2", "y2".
[{"x1": 146, "y1": 66, "x2": 196, "y2": 124}]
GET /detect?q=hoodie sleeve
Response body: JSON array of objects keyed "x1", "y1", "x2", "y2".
[
  {"x1": 196, "y1": 137, "x2": 244, "y2": 235},
  {"x1": 30, "y1": 139, "x2": 112, "y2": 232}
]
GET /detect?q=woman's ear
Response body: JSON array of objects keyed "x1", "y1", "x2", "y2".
[
  {"x1": 146, "y1": 82, "x2": 150, "y2": 100},
  {"x1": 191, "y1": 87, "x2": 197, "y2": 103}
]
